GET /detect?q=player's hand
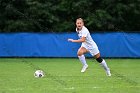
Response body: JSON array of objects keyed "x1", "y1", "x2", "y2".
[{"x1": 68, "y1": 39, "x2": 74, "y2": 42}]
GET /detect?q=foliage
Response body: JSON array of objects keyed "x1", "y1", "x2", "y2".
[{"x1": 0, "y1": 0, "x2": 139, "y2": 32}]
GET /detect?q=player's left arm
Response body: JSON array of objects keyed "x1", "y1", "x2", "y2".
[{"x1": 68, "y1": 37, "x2": 86, "y2": 43}]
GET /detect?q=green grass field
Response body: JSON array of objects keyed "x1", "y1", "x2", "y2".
[{"x1": 0, "y1": 58, "x2": 139, "y2": 93}]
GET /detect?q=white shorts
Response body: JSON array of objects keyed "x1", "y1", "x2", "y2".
[{"x1": 81, "y1": 43, "x2": 99, "y2": 56}]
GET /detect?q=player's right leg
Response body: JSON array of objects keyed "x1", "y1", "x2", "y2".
[{"x1": 77, "y1": 47, "x2": 88, "y2": 73}]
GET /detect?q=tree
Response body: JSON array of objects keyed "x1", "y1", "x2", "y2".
[{"x1": 0, "y1": 0, "x2": 139, "y2": 32}]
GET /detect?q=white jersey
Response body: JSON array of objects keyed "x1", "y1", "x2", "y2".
[{"x1": 76, "y1": 26, "x2": 99, "y2": 56}]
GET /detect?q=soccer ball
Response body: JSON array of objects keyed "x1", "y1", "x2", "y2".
[{"x1": 34, "y1": 70, "x2": 44, "y2": 78}]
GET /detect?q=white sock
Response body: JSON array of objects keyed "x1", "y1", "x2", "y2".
[
  {"x1": 100, "y1": 59, "x2": 109, "y2": 71},
  {"x1": 78, "y1": 55, "x2": 87, "y2": 66}
]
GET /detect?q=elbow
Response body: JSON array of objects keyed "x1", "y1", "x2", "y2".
[{"x1": 81, "y1": 39, "x2": 85, "y2": 42}]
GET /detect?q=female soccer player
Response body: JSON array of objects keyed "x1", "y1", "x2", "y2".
[{"x1": 68, "y1": 18, "x2": 111, "y2": 76}]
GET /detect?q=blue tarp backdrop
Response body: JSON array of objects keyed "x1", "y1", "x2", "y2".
[{"x1": 0, "y1": 32, "x2": 140, "y2": 57}]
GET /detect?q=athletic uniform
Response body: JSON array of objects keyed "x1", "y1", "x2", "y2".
[
  {"x1": 76, "y1": 26, "x2": 111, "y2": 76},
  {"x1": 76, "y1": 26, "x2": 99, "y2": 56}
]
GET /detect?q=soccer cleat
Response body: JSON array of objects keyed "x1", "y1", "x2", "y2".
[
  {"x1": 81, "y1": 65, "x2": 88, "y2": 73},
  {"x1": 106, "y1": 68, "x2": 111, "y2": 76}
]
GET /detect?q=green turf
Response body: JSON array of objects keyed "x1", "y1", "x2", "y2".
[{"x1": 0, "y1": 58, "x2": 139, "y2": 93}]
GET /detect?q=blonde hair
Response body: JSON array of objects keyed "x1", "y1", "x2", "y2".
[{"x1": 76, "y1": 18, "x2": 84, "y2": 23}]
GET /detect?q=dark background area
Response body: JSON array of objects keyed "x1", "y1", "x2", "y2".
[{"x1": 0, "y1": 0, "x2": 140, "y2": 32}]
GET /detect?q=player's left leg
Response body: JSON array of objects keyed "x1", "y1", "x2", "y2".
[
  {"x1": 89, "y1": 47, "x2": 111, "y2": 76},
  {"x1": 94, "y1": 53, "x2": 111, "y2": 76}
]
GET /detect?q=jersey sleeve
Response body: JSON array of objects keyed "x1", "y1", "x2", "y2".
[{"x1": 82, "y1": 29, "x2": 88, "y2": 37}]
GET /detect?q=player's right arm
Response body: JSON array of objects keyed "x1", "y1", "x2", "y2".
[{"x1": 68, "y1": 37, "x2": 86, "y2": 43}]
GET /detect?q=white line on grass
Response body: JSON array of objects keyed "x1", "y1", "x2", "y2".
[
  {"x1": 64, "y1": 87, "x2": 75, "y2": 90},
  {"x1": 63, "y1": 86, "x2": 140, "y2": 90}
]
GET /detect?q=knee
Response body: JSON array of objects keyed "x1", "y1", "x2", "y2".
[
  {"x1": 77, "y1": 51, "x2": 83, "y2": 56},
  {"x1": 94, "y1": 53, "x2": 100, "y2": 59},
  {"x1": 96, "y1": 57, "x2": 103, "y2": 63}
]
